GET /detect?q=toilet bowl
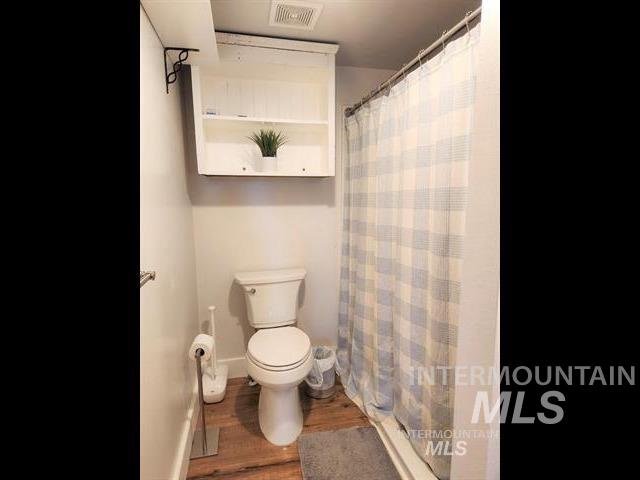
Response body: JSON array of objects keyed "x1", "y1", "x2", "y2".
[
  {"x1": 235, "y1": 268, "x2": 310, "y2": 446},
  {"x1": 246, "y1": 326, "x2": 313, "y2": 445}
]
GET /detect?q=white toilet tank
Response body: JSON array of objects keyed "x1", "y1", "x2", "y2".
[{"x1": 235, "y1": 268, "x2": 306, "y2": 328}]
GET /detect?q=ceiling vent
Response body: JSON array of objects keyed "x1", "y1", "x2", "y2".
[{"x1": 269, "y1": 0, "x2": 323, "y2": 30}]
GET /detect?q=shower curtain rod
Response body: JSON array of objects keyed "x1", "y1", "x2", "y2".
[{"x1": 344, "y1": 6, "x2": 482, "y2": 118}]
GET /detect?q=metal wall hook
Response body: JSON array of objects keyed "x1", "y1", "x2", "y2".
[{"x1": 164, "y1": 47, "x2": 200, "y2": 94}]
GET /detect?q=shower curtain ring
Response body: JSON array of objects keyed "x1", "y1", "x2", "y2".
[
  {"x1": 418, "y1": 49, "x2": 424, "y2": 68},
  {"x1": 368, "y1": 89, "x2": 376, "y2": 105},
  {"x1": 402, "y1": 64, "x2": 407, "y2": 81},
  {"x1": 440, "y1": 30, "x2": 448, "y2": 53},
  {"x1": 464, "y1": 11, "x2": 471, "y2": 35}
]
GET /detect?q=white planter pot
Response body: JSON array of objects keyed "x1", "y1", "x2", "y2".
[{"x1": 258, "y1": 156, "x2": 277, "y2": 172}]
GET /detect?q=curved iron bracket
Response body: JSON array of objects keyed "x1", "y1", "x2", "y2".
[{"x1": 164, "y1": 47, "x2": 200, "y2": 94}]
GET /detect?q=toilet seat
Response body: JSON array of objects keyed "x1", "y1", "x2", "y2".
[
  {"x1": 247, "y1": 349, "x2": 311, "y2": 372},
  {"x1": 247, "y1": 327, "x2": 311, "y2": 372}
]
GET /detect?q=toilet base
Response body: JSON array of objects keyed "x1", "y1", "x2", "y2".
[{"x1": 258, "y1": 385, "x2": 303, "y2": 446}]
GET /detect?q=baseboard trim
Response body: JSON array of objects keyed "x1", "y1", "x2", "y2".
[
  {"x1": 172, "y1": 377, "x2": 200, "y2": 480},
  {"x1": 218, "y1": 356, "x2": 247, "y2": 378}
]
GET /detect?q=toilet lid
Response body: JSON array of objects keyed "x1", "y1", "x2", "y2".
[{"x1": 248, "y1": 327, "x2": 311, "y2": 368}]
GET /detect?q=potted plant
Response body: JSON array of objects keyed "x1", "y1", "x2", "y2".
[{"x1": 248, "y1": 129, "x2": 287, "y2": 172}]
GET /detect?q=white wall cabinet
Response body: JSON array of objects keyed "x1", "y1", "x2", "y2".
[{"x1": 187, "y1": 33, "x2": 338, "y2": 177}]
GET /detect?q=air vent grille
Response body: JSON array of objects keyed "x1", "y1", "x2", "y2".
[{"x1": 269, "y1": 1, "x2": 323, "y2": 30}]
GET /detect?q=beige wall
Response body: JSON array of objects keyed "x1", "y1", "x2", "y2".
[
  {"x1": 140, "y1": 6, "x2": 199, "y2": 480},
  {"x1": 188, "y1": 66, "x2": 394, "y2": 368}
]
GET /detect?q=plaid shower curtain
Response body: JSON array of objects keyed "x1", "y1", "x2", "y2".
[{"x1": 337, "y1": 25, "x2": 480, "y2": 480}]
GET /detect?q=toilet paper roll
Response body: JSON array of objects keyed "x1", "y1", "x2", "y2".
[{"x1": 188, "y1": 334, "x2": 214, "y2": 362}]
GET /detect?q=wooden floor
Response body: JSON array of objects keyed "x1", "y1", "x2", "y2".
[{"x1": 187, "y1": 377, "x2": 370, "y2": 479}]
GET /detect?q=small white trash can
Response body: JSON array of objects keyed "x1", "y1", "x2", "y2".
[{"x1": 304, "y1": 346, "x2": 336, "y2": 399}]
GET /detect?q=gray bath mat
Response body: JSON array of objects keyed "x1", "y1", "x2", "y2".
[{"x1": 298, "y1": 426, "x2": 401, "y2": 480}]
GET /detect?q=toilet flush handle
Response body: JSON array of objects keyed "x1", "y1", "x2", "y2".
[{"x1": 244, "y1": 287, "x2": 256, "y2": 294}]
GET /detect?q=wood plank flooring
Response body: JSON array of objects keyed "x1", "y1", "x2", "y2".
[{"x1": 187, "y1": 377, "x2": 370, "y2": 479}]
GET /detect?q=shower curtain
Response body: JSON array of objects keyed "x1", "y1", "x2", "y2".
[{"x1": 337, "y1": 25, "x2": 480, "y2": 480}]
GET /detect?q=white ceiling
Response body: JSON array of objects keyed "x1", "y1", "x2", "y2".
[{"x1": 210, "y1": 0, "x2": 481, "y2": 69}]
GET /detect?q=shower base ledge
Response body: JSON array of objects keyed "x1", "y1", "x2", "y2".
[
  {"x1": 373, "y1": 415, "x2": 438, "y2": 480},
  {"x1": 345, "y1": 390, "x2": 436, "y2": 480}
]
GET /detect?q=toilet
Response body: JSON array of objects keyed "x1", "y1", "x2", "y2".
[{"x1": 234, "y1": 268, "x2": 312, "y2": 446}]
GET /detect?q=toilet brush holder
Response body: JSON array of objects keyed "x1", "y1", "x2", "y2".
[
  {"x1": 203, "y1": 305, "x2": 228, "y2": 404},
  {"x1": 202, "y1": 364, "x2": 229, "y2": 403}
]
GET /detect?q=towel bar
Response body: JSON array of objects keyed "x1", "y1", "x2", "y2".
[{"x1": 140, "y1": 271, "x2": 156, "y2": 288}]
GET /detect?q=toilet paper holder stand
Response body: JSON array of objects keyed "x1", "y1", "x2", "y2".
[{"x1": 190, "y1": 349, "x2": 220, "y2": 459}]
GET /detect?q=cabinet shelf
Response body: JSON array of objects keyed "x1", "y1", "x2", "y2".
[
  {"x1": 188, "y1": 33, "x2": 337, "y2": 177},
  {"x1": 202, "y1": 115, "x2": 328, "y2": 126}
]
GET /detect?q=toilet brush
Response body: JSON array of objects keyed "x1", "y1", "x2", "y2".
[{"x1": 202, "y1": 305, "x2": 228, "y2": 403}]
